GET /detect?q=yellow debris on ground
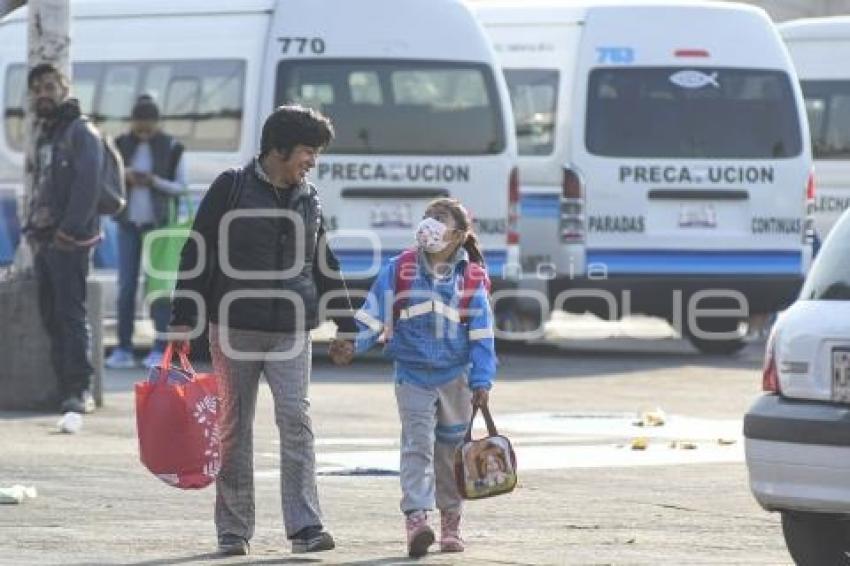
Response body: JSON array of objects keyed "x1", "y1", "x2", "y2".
[{"x1": 635, "y1": 408, "x2": 666, "y2": 427}]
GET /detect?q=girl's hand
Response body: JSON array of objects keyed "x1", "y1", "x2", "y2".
[{"x1": 472, "y1": 388, "x2": 489, "y2": 408}]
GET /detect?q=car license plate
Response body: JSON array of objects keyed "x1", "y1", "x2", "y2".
[
  {"x1": 832, "y1": 348, "x2": 850, "y2": 403},
  {"x1": 370, "y1": 204, "x2": 412, "y2": 228},
  {"x1": 678, "y1": 204, "x2": 717, "y2": 228}
]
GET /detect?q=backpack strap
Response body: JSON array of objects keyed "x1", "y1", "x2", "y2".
[
  {"x1": 391, "y1": 248, "x2": 419, "y2": 323},
  {"x1": 391, "y1": 249, "x2": 491, "y2": 325},
  {"x1": 203, "y1": 168, "x2": 244, "y2": 300},
  {"x1": 57, "y1": 115, "x2": 86, "y2": 154},
  {"x1": 205, "y1": 168, "x2": 244, "y2": 256},
  {"x1": 225, "y1": 167, "x2": 244, "y2": 211},
  {"x1": 460, "y1": 261, "x2": 491, "y2": 323}
]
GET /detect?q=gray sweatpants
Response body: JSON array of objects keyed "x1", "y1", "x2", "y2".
[
  {"x1": 209, "y1": 323, "x2": 322, "y2": 540},
  {"x1": 395, "y1": 374, "x2": 473, "y2": 515}
]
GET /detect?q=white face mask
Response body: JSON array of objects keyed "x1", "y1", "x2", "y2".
[{"x1": 415, "y1": 217, "x2": 450, "y2": 253}]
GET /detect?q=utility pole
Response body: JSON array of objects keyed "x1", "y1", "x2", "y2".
[
  {"x1": 0, "y1": 0, "x2": 94, "y2": 412},
  {"x1": 14, "y1": 0, "x2": 70, "y2": 273}
]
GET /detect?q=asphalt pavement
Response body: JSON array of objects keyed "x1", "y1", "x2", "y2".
[{"x1": 0, "y1": 331, "x2": 792, "y2": 565}]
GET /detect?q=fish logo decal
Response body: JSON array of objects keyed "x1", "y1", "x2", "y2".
[{"x1": 669, "y1": 70, "x2": 719, "y2": 89}]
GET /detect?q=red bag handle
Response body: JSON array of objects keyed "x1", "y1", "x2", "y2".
[
  {"x1": 156, "y1": 342, "x2": 195, "y2": 385},
  {"x1": 464, "y1": 404, "x2": 498, "y2": 443}
]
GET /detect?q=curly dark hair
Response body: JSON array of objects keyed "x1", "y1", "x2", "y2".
[
  {"x1": 260, "y1": 104, "x2": 334, "y2": 158},
  {"x1": 27, "y1": 62, "x2": 69, "y2": 91}
]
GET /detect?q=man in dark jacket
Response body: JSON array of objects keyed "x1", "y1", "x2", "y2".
[
  {"x1": 24, "y1": 63, "x2": 103, "y2": 414},
  {"x1": 170, "y1": 105, "x2": 356, "y2": 556}
]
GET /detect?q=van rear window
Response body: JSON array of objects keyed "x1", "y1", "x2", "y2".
[
  {"x1": 504, "y1": 69, "x2": 559, "y2": 156},
  {"x1": 275, "y1": 59, "x2": 506, "y2": 155},
  {"x1": 802, "y1": 80, "x2": 850, "y2": 160},
  {"x1": 585, "y1": 67, "x2": 802, "y2": 159}
]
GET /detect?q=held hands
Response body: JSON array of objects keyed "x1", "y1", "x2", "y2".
[
  {"x1": 472, "y1": 388, "x2": 489, "y2": 408},
  {"x1": 328, "y1": 339, "x2": 355, "y2": 366}
]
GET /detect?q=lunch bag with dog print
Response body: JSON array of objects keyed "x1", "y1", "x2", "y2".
[{"x1": 454, "y1": 405, "x2": 517, "y2": 500}]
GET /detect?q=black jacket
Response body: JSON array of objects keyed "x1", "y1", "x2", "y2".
[
  {"x1": 27, "y1": 99, "x2": 102, "y2": 244},
  {"x1": 115, "y1": 132, "x2": 184, "y2": 228},
  {"x1": 171, "y1": 163, "x2": 356, "y2": 334}
]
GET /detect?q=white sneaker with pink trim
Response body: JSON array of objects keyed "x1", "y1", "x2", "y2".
[
  {"x1": 405, "y1": 511, "x2": 435, "y2": 558},
  {"x1": 440, "y1": 510, "x2": 465, "y2": 553}
]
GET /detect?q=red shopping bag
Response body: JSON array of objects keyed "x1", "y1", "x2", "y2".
[{"x1": 135, "y1": 343, "x2": 221, "y2": 489}]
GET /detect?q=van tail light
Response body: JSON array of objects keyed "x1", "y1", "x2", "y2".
[
  {"x1": 507, "y1": 167, "x2": 520, "y2": 245},
  {"x1": 762, "y1": 333, "x2": 781, "y2": 393},
  {"x1": 560, "y1": 167, "x2": 585, "y2": 243},
  {"x1": 806, "y1": 169, "x2": 816, "y2": 201},
  {"x1": 804, "y1": 168, "x2": 816, "y2": 245},
  {"x1": 674, "y1": 49, "x2": 710, "y2": 58}
]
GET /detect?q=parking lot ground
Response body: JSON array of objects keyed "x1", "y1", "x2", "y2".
[{"x1": 0, "y1": 336, "x2": 792, "y2": 565}]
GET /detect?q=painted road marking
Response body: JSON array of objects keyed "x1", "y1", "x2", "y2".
[
  {"x1": 497, "y1": 412, "x2": 742, "y2": 442},
  {"x1": 255, "y1": 412, "x2": 743, "y2": 478}
]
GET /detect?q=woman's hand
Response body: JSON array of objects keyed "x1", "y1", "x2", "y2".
[
  {"x1": 472, "y1": 388, "x2": 489, "y2": 408},
  {"x1": 167, "y1": 325, "x2": 193, "y2": 356}
]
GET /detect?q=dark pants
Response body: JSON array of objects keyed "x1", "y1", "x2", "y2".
[
  {"x1": 35, "y1": 246, "x2": 93, "y2": 397},
  {"x1": 117, "y1": 222, "x2": 170, "y2": 352}
]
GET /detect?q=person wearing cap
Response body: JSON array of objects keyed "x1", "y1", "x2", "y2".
[{"x1": 105, "y1": 95, "x2": 187, "y2": 369}]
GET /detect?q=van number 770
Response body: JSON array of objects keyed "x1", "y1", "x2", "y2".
[{"x1": 278, "y1": 37, "x2": 326, "y2": 55}]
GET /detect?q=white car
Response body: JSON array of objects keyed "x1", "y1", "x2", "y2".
[{"x1": 744, "y1": 209, "x2": 850, "y2": 564}]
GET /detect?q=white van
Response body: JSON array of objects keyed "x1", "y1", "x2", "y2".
[
  {"x1": 780, "y1": 17, "x2": 850, "y2": 239},
  {"x1": 473, "y1": 0, "x2": 813, "y2": 353},
  {"x1": 0, "y1": 0, "x2": 517, "y2": 320}
]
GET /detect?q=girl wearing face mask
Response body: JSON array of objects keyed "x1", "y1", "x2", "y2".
[{"x1": 349, "y1": 198, "x2": 496, "y2": 558}]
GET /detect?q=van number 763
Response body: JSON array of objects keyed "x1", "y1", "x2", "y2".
[
  {"x1": 596, "y1": 47, "x2": 635, "y2": 64},
  {"x1": 278, "y1": 37, "x2": 326, "y2": 55}
]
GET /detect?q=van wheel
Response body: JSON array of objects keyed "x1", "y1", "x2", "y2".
[
  {"x1": 494, "y1": 309, "x2": 544, "y2": 348},
  {"x1": 686, "y1": 334, "x2": 747, "y2": 355},
  {"x1": 684, "y1": 318, "x2": 748, "y2": 355},
  {"x1": 781, "y1": 511, "x2": 850, "y2": 565}
]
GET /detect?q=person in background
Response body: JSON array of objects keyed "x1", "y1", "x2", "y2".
[
  {"x1": 24, "y1": 63, "x2": 103, "y2": 414},
  {"x1": 105, "y1": 95, "x2": 187, "y2": 369}
]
